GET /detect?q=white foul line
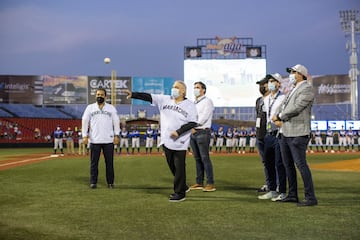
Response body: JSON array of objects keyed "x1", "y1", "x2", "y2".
[{"x1": 0, "y1": 156, "x2": 53, "y2": 167}]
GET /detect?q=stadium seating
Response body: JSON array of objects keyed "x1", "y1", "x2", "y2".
[
  {"x1": 0, "y1": 104, "x2": 71, "y2": 119},
  {"x1": 0, "y1": 117, "x2": 81, "y2": 143}
]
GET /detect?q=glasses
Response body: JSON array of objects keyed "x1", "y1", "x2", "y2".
[{"x1": 290, "y1": 70, "x2": 297, "y2": 74}]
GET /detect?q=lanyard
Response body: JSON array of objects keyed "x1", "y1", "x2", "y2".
[
  {"x1": 268, "y1": 91, "x2": 280, "y2": 119},
  {"x1": 195, "y1": 96, "x2": 206, "y2": 104}
]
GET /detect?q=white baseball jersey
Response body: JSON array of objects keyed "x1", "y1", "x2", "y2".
[
  {"x1": 151, "y1": 94, "x2": 198, "y2": 150},
  {"x1": 82, "y1": 102, "x2": 120, "y2": 144}
]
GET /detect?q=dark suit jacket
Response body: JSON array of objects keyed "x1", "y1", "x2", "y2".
[{"x1": 255, "y1": 97, "x2": 267, "y2": 140}]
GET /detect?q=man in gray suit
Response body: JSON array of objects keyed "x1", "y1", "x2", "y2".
[{"x1": 272, "y1": 64, "x2": 318, "y2": 207}]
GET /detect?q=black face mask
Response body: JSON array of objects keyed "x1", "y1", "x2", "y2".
[
  {"x1": 96, "y1": 97, "x2": 105, "y2": 104},
  {"x1": 259, "y1": 86, "x2": 266, "y2": 95}
]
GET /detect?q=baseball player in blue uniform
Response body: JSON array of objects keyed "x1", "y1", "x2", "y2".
[
  {"x1": 145, "y1": 126, "x2": 154, "y2": 154},
  {"x1": 124, "y1": 80, "x2": 198, "y2": 202},
  {"x1": 53, "y1": 125, "x2": 64, "y2": 155},
  {"x1": 82, "y1": 88, "x2": 120, "y2": 189},
  {"x1": 130, "y1": 127, "x2": 140, "y2": 154},
  {"x1": 119, "y1": 127, "x2": 130, "y2": 154}
]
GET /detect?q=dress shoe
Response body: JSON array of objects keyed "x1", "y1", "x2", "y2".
[
  {"x1": 297, "y1": 199, "x2": 318, "y2": 207},
  {"x1": 280, "y1": 196, "x2": 298, "y2": 203}
]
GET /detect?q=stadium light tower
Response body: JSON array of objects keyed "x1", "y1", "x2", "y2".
[{"x1": 339, "y1": 10, "x2": 360, "y2": 120}]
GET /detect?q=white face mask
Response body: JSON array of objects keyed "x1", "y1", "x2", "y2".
[
  {"x1": 289, "y1": 74, "x2": 296, "y2": 85},
  {"x1": 268, "y1": 82, "x2": 276, "y2": 92},
  {"x1": 193, "y1": 88, "x2": 201, "y2": 97},
  {"x1": 171, "y1": 88, "x2": 180, "y2": 98}
]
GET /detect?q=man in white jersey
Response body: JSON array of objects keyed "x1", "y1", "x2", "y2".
[
  {"x1": 189, "y1": 81, "x2": 216, "y2": 192},
  {"x1": 215, "y1": 126, "x2": 224, "y2": 152},
  {"x1": 124, "y1": 80, "x2": 198, "y2": 202},
  {"x1": 338, "y1": 126, "x2": 347, "y2": 152},
  {"x1": 238, "y1": 126, "x2": 247, "y2": 154},
  {"x1": 119, "y1": 126, "x2": 130, "y2": 154},
  {"x1": 82, "y1": 88, "x2": 120, "y2": 189},
  {"x1": 346, "y1": 127, "x2": 355, "y2": 152},
  {"x1": 145, "y1": 125, "x2": 154, "y2": 154},
  {"x1": 325, "y1": 127, "x2": 334, "y2": 153},
  {"x1": 314, "y1": 127, "x2": 324, "y2": 152}
]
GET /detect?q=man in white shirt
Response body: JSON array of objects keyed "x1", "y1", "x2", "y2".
[
  {"x1": 82, "y1": 88, "x2": 120, "y2": 189},
  {"x1": 124, "y1": 81, "x2": 198, "y2": 202},
  {"x1": 189, "y1": 81, "x2": 216, "y2": 192}
]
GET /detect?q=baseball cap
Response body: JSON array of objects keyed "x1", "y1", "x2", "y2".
[
  {"x1": 265, "y1": 73, "x2": 282, "y2": 82},
  {"x1": 286, "y1": 64, "x2": 308, "y2": 80},
  {"x1": 256, "y1": 78, "x2": 268, "y2": 85}
]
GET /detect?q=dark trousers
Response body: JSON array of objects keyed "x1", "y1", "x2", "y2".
[
  {"x1": 279, "y1": 135, "x2": 317, "y2": 201},
  {"x1": 190, "y1": 129, "x2": 214, "y2": 185},
  {"x1": 163, "y1": 145, "x2": 187, "y2": 195},
  {"x1": 263, "y1": 134, "x2": 286, "y2": 193},
  {"x1": 90, "y1": 143, "x2": 114, "y2": 185},
  {"x1": 256, "y1": 138, "x2": 269, "y2": 186}
]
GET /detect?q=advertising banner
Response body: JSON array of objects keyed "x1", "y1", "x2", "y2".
[
  {"x1": 87, "y1": 76, "x2": 132, "y2": 105},
  {"x1": 131, "y1": 77, "x2": 174, "y2": 105},
  {"x1": 43, "y1": 75, "x2": 88, "y2": 104},
  {"x1": 0, "y1": 75, "x2": 43, "y2": 104},
  {"x1": 312, "y1": 75, "x2": 350, "y2": 105}
]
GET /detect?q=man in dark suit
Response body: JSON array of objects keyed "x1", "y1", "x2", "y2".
[
  {"x1": 272, "y1": 64, "x2": 318, "y2": 207},
  {"x1": 255, "y1": 77, "x2": 270, "y2": 192}
]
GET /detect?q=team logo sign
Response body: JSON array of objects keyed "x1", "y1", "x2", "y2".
[{"x1": 206, "y1": 36, "x2": 242, "y2": 56}]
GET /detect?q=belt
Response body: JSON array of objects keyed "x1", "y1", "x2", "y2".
[
  {"x1": 194, "y1": 128, "x2": 210, "y2": 132},
  {"x1": 193, "y1": 128, "x2": 210, "y2": 135},
  {"x1": 267, "y1": 130, "x2": 278, "y2": 136}
]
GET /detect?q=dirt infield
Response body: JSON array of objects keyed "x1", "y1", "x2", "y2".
[
  {"x1": 0, "y1": 152, "x2": 359, "y2": 172},
  {"x1": 311, "y1": 159, "x2": 360, "y2": 172}
]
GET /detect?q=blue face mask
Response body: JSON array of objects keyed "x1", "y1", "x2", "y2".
[
  {"x1": 268, "y1": 82, "x2": 276, "y2": 91},
  {"x1": 289, "y1": 74, "x2": 296, "y2": 85},
  {"x1": 171, "y1": 88, "x2": 180, "y2": 98},
  {"x1": 193, "y1": 88, "x2": 201, "y2": 97}
]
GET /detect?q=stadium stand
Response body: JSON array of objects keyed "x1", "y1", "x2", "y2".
[
  {"x1": 0, "y1": 108, "x2": 13, "y2": 117},
  {"x1": 0, "y1": 117, "x2": 81, "y2": 143},
  {"x1": 0, "y1": 104, "x2": 71, "y2": 119}
]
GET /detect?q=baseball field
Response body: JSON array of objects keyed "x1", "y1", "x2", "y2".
[{"x1": 0, "y1": 148, "x2": 359, "y2": 240}]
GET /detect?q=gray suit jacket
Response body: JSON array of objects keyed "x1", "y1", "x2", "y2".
[{"x1": 276, "y1": 81, "x2": 314, "y2": 137}]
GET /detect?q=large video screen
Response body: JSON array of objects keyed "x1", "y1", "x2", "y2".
[{"x1": 184, "y1": 59, "x2": 266, "y2": 107}]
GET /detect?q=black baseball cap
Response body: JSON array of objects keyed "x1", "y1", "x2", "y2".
[{"x1": 256, "y1": 78, "x2": 268, "y2": 85}]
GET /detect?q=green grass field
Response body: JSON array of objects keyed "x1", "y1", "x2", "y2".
[{"x1": 0, "y1": 148, "x2": 359, "y2": 240}]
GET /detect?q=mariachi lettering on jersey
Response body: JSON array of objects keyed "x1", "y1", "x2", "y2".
[
  {"x1": 162, "y1": 104, "x2": 188, "y2": 118},
  {"x1": 90, "y1": 110, "x2": 112, "y2": 118}
]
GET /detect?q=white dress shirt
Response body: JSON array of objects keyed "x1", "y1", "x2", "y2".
[{"x1": 195, "y1": 95, "x2": 214, "y2": 129}]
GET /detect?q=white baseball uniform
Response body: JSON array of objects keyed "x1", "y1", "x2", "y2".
[
  {"x1": 151, "y1": 94, "x2": 198, "y2": 150},
  {"x1": 82, "y1": 102, "x2": 120, "y2": 143}
]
